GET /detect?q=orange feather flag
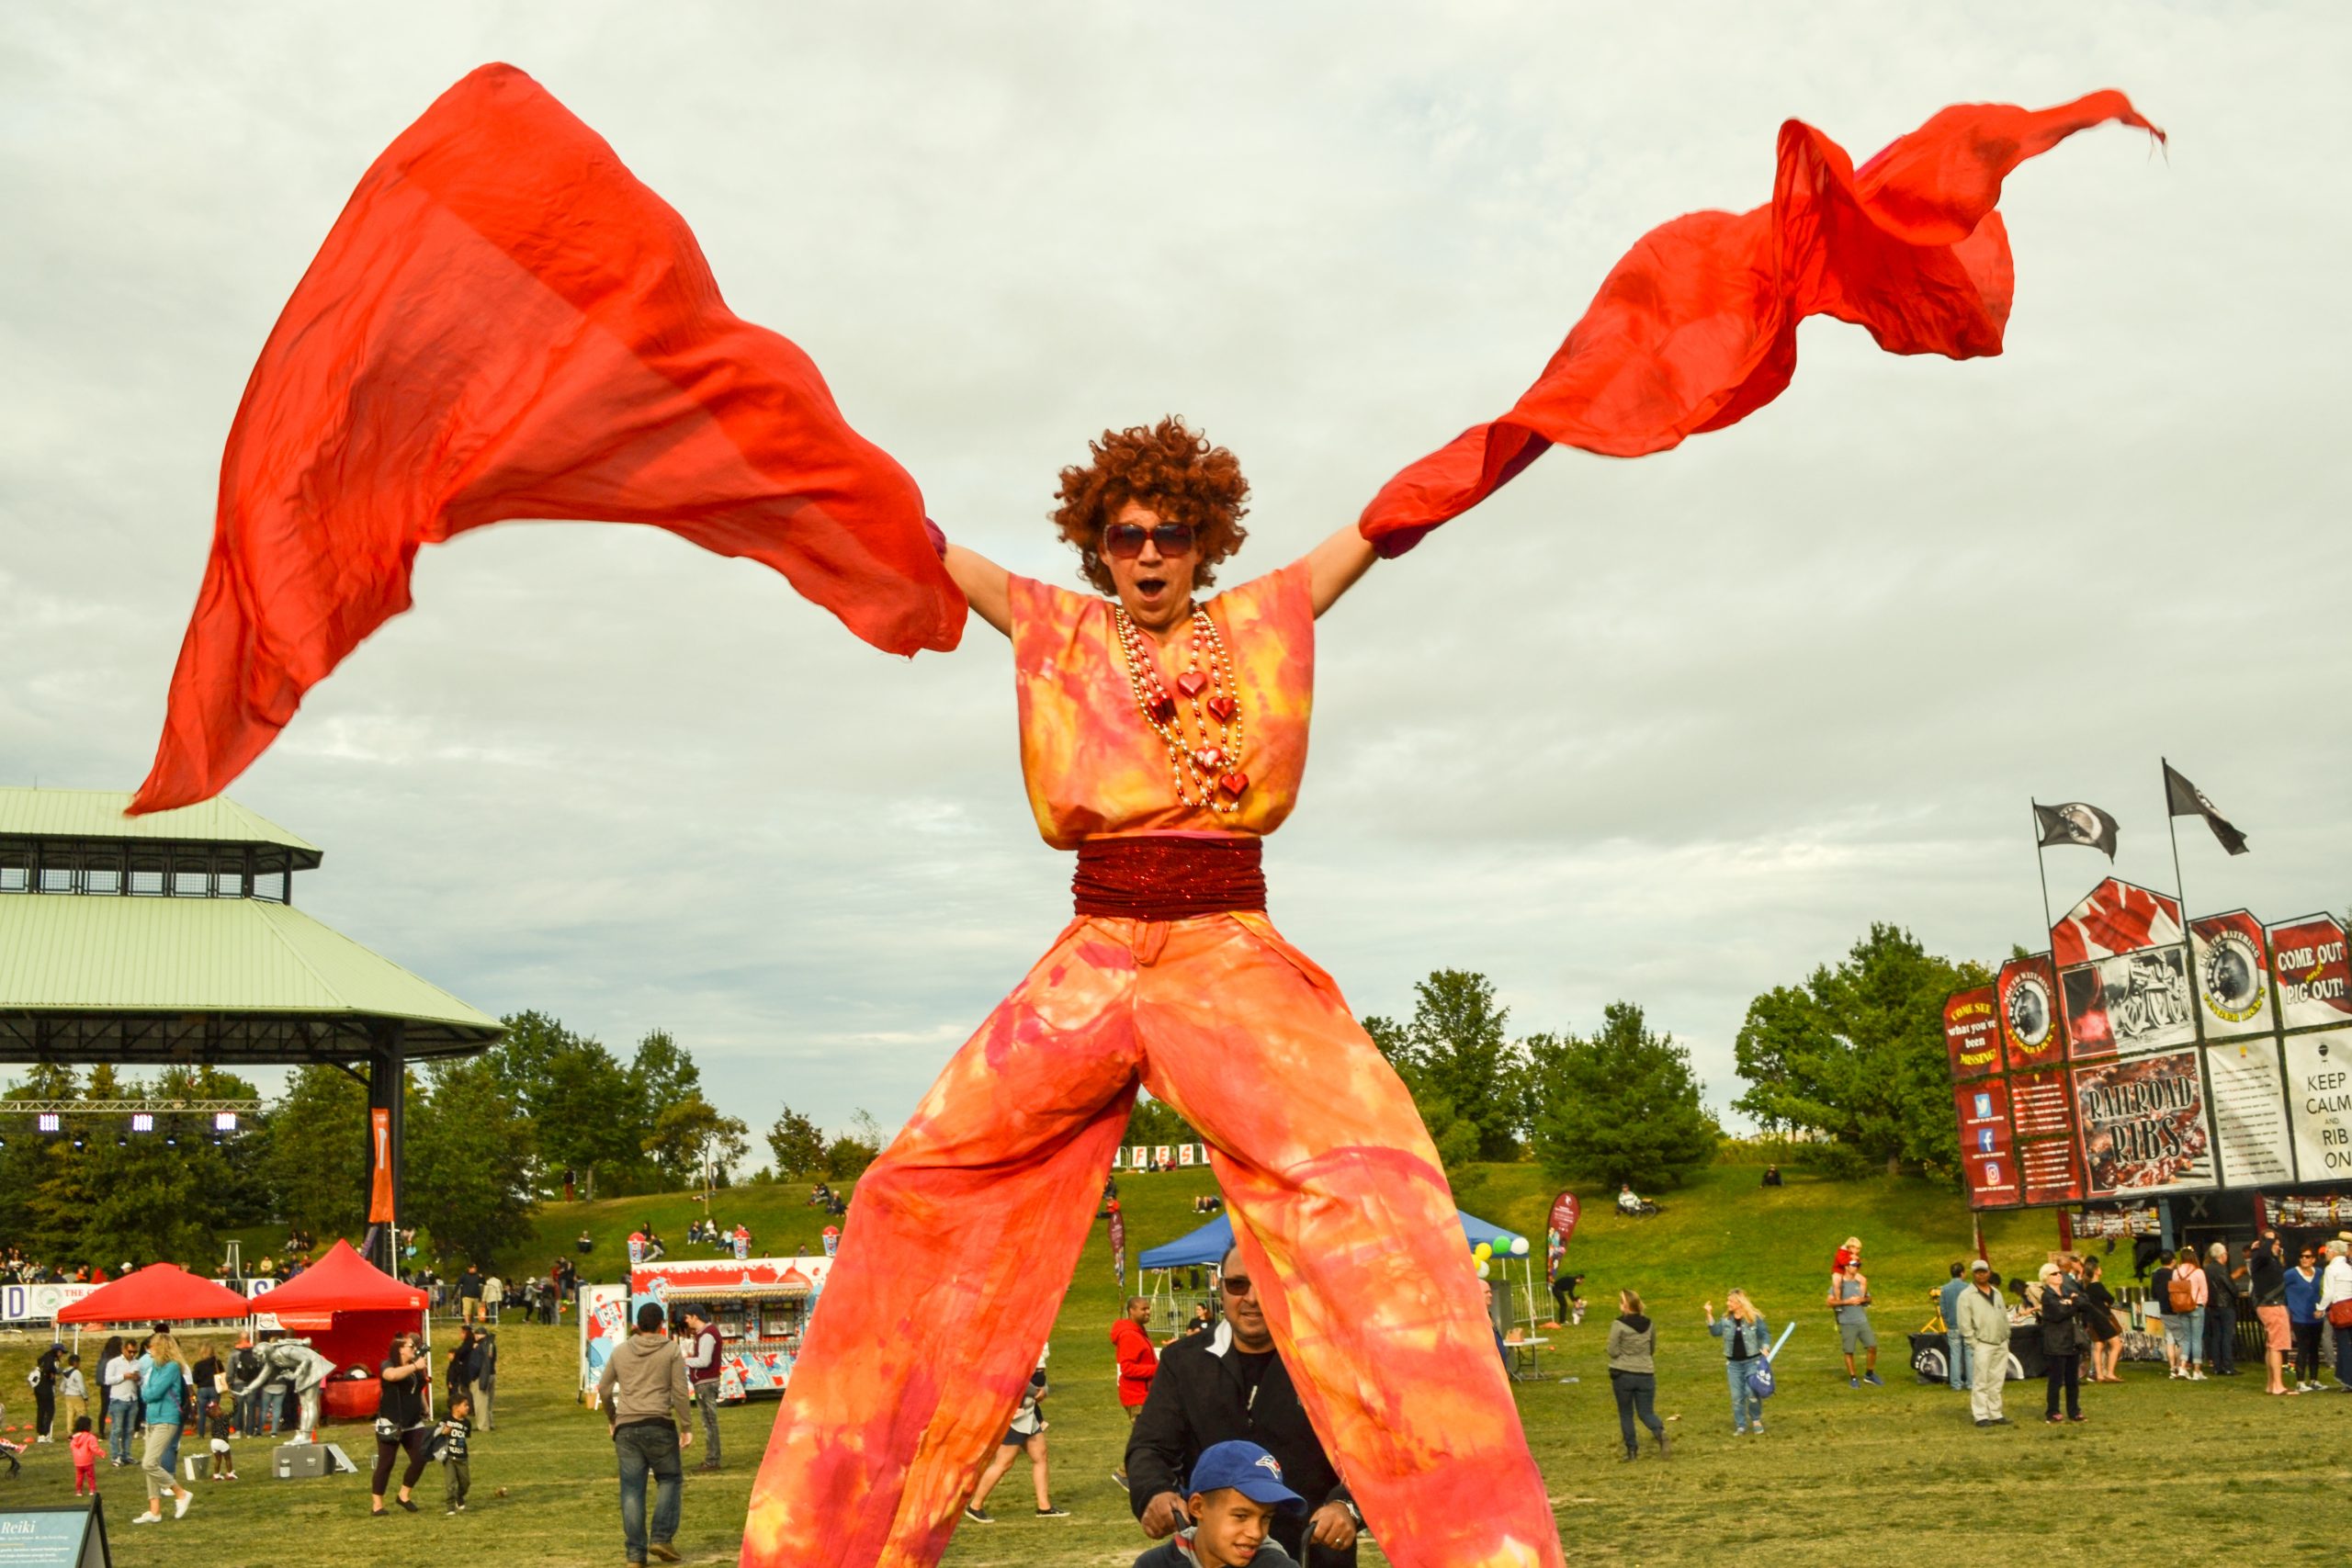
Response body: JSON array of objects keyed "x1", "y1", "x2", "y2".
[
  {"x1": 131, "y1": 63, "x2": 964, "y2": 815},
  {"x1": 1360, "y1": 92, "x2": 2162, "y2": 556}
]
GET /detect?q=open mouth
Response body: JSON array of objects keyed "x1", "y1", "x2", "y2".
[{"x1": 1135, "y1": 576, "x2": 1168, "y2": 598}]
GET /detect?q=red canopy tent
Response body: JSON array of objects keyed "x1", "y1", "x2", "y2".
[
  {"x1": 254, "y1": 1240, "x2": 429, "y2": 1420},
  {"x1": 57, "y1": 1262, "x2": 253, "y2": 1325}
]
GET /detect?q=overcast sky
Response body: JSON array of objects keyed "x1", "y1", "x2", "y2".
[{"x1": 5, "y1": 3, "x2": 2346, "y2": 1154}]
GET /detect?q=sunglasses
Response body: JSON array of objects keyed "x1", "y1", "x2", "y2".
[
  {"x1": 1102, "y1": 521, "x2": 1196, "y2": 559},
  {"x1": 1220, "y1": 1274, "x2": 1252, "y2": 1295}
]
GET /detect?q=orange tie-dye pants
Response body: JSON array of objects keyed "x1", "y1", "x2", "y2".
[{"x1": 742, "y1": 911, "x2": 1564, "y2": 1568}]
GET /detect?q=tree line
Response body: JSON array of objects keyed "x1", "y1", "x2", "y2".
[
  {"x1": 0, "y1": 1010, "x2": 790, "y2": 1274},
  {"x1": 0, "y1": 922, "x2": 2003, "y2": 1275}
]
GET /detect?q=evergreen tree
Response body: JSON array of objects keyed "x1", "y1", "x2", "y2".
[
  {"x1": 1528, "y1": 1002, "x2": 1720, "y2": 1190},
  {"x1": 1397, "y1": 971, "x2": 1526, "y2": 1160},
  {"x1": 766, "y1": 1106, "x2": 827, "y2": 1179}
]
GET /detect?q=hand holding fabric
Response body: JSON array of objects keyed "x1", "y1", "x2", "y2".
[
  {"x1": 131, "y1": 63, "x2": 964, "y2": 814},
  {"x1": 1359, "y1": 92, "x2": 2162, "y2": 557}
]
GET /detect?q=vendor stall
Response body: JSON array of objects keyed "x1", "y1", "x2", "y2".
[
  {"x1": 248, "y1": 1240, "x2": 430, "y2": 1421},
  {"x1": 577, "y1": 1256, "x2": 833, "y2": 1404}
]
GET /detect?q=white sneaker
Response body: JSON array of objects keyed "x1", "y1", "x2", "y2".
[
  {"x1": 2189, "y1": 1371, "x2": 2207, "y2": 1381},
  {"x1": 175, "y1": 1491, "x2": 193, "y2": 1518},
  {"x1": 132, "y1": 1514, "x2": 162, "y2": 1526}
]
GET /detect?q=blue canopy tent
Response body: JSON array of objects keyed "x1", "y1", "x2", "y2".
[
  {"x1": 1137, "y1": 1210, "x2": 1537, "y2": 1327},
  {"x1": 1139, "y1": 1212, "x2": 1525, "y2": 1269}
]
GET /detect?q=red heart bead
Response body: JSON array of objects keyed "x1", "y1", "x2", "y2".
[
  {"x1": 1207, "y1": 694, "x2": 1238, "y2": 723},
  {"x1": 1218, "y1": 771, "x2": 1249, "y2": 798},
  {"x1": 1193, "y1": 747, "x2": 1224, "y2": 772},
  {"x1": 1176, "y1": 671, "x2": 1209, "y2": 698},
  {"x1": 1146, "y1": 690, "x2": 1175, "y2": 719}
]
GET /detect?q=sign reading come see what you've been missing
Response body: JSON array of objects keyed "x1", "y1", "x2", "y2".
[{"x1": 1946, "y1": 877, "x2": 2352, "y2": 1209}]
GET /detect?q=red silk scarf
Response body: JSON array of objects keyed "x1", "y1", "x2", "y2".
[
  {"x1": 130, "y1": 64, "x2": 963, "y2": 815},
  {"x1": 1357, "y1": 92, "x2": 2162, "y2": 558},
  {"x1": 131, "y1": 73, "x2": 2154, "y2": 812}
]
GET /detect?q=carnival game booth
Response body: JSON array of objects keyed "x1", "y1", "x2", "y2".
[
  {"x1": 1138, "y1": 1211, "x2": 1539, "y2": 1336},
  {"x1": 248, "y1": 1240, "x2": 430, "y2": 1421},
  {"x1": 579, "y1": 1255, "x2": 834, "y2": 1404}
]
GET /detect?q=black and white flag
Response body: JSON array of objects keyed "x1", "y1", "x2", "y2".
[
  {"x1": 2033, "y1": 800, "x2": 2119, "y2": 860},
  {"x1": 2163, "y1": 761, "x2": 2248, "y2": 856}
]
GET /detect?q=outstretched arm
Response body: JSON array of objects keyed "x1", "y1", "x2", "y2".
[
  {"x1": 1304, "y1": 522, "x2": 1377, "y2": 619},
  {"x1": 944, "y1": 544, "x2": 1012, "y2": 638}
]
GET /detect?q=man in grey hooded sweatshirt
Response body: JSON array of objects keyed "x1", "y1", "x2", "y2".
[{"x1": 598, "y1": 1303, "x2": 695, "y2": 1567}]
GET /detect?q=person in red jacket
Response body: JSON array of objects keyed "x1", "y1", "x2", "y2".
[{"x1": 1111, "y1": 1297, "x2": 1160, "y2": 1488}]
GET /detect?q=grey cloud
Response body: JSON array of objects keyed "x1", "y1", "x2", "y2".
[{"x1": 5, "y1": 3, "x2": 2347, "y2": 1137}]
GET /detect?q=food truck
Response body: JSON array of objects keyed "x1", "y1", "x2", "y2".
[{"x1": 579, "y1": 1255, "x2": 833, "y2": 1403}]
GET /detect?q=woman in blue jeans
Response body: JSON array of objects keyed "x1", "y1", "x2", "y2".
[
  {"x1": 1704, "y1": 1290, "x2": 1771, "y2": 1435},
  {"x1": 1605, "y1": 1289, "x2": 1667, "y2": 1460}
]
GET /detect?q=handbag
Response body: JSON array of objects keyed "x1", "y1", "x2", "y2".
[
  {"x1": 373, "y1": 1416, "x2": 401, "y2": 1443},
  {"x1": 2329, "y1": 1298, "x2": 2352, "y2": 1330},
  {"x1": 1746, "y1": 1360, "x2": 1776, "y2": 1400}
]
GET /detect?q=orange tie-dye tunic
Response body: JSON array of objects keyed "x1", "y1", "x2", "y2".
[{"x1": 1008, "y1": 560, "x2": 1312, "y2": 847}]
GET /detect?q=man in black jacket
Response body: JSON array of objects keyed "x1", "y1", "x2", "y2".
[{"x1": 1125, "y1": 1246, "x2": 1358, "y2": 1566}]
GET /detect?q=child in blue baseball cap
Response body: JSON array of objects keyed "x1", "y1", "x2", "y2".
[{"x1": 1131, "y1": 1439, "x2": 1306, "y2": 1567}]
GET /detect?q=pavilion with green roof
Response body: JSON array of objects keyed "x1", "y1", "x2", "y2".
[{"x1": 0, "y1": 787, "x2": 502, "y2": 1269}]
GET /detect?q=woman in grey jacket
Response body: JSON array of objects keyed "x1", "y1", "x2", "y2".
[
  {"x1": 1703, "y1": 1290, "x2": 1770, "y2": 1436},
  {"x1": 1606, "y1": 1290, "x2": 1668, "y2": 1460}
]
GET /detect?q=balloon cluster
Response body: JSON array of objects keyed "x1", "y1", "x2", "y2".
[{"x1": 1469, "y1": 1234, "x2": 1530, "y2": 1278}]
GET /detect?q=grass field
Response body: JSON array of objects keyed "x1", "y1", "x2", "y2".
[{"x1": 6, "y1": 1159, "x2": 2345, "y2": 1566}]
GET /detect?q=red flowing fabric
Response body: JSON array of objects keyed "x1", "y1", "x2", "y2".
[
  {"x1": 130, "y1": 63, "x2": 964, "y2": 815},
  {"x1": 1359, "y1": 92, "x2": 2162, "y2": 557}
]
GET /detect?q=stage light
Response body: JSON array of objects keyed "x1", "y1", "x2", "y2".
[
  {"x1": 130, "y1": 1112, "x2": 154, "y2": 1133},
  {"x1": 164, "y1": 1133, "x2": 178, "y2": 1147},
  {"x1": 213, "y1": 1111, "x2": 239, "y2": 1132},
  {"x1": 115, "y1": 1133, "x2": 128, "y2": 1147},
  {"x1": 37, "y1": 1112, "x2": 60, "y2": 1134},
  {"x1": 71, "y1": 1134, "x2": 85, "y2": 1151}
]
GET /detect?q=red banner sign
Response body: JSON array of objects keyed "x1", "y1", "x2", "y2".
[
  {"x1": 1547, "y1": 1190, "x2": 1580, "y2": 1254},
  {"x1": 368, "y1": 1107, "x2": 396, "y2": 1224},
  {"x1": 1944, "y1": 987, "x2": 2001, "y2": 1081},
  {"x1": 1954, "y1": 1080, "x2": 2018, "y2": 1208},
  {"x1": 1997, "y1": 954, "x2": 2064, "y2": 1071},
  {"x1": 2268, "y1": 914, "x2": 2352, "y2": 1032}
]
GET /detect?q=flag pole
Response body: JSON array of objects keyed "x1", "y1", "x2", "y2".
[
  {"x1": 2161, "y1": 759, "x2": 2190, "y2": 917},
  {"x1": 2030, "y1": 799, "x2": 2056, "y2": 939}
]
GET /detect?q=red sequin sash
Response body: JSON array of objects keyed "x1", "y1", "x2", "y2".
[{"x1": 1071, "y1": 836, "x2": 1266, "y2": 920}]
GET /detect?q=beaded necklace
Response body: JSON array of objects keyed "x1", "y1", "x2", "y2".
[{"x1": 1111, "y1": 604, "x2": 1247, "y2": 811}]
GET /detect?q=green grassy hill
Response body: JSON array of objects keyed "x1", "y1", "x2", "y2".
[{"x1": 10, "y1": 1158, "x2": 2342, "y2": 1566}]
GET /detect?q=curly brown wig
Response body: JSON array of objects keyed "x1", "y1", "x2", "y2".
[{"x1": 1052, "y1": 416, "x2": 1250, "y2": 595}]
